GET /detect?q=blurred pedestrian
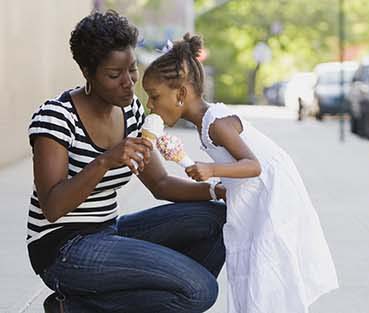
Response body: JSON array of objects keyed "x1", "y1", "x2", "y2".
[{"x1": 298, "y1": 96, "x2": 304, "y2": 120}]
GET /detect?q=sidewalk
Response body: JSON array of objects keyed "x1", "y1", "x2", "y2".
[{"x1": 1, "y1": 106, "x2": 368, "y2": 312}]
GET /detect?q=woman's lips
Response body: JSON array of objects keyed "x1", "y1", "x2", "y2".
[{"x1": 121, "y1": 93, "x2": 133, "y2": 99}]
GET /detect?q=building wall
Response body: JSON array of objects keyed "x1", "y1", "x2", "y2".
[{"x1": 0, "y1": 0, "x2": 92, "y2": 168}]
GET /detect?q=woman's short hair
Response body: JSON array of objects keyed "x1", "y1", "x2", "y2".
[{"x1": 70, "y1": 10, "x2": 138, "y2": 75}]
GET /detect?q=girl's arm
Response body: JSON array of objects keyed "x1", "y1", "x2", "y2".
[{"x1": 186, "y1": 116, "x2": 261, "y2": 181}]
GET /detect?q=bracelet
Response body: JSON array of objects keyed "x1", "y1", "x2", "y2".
[{"x1": 208, "y1": 179, "x2": 220, "y2": 200}]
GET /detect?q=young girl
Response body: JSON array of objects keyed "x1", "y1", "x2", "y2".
[{"x1": 142, "y1": 33, "x2": 338, "y2": 313}]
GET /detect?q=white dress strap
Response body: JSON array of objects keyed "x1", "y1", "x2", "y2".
[{"x1": 201, "y1": 103, "x2": 236, "y2": 149}]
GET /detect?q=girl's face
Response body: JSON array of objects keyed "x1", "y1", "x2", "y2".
[{"x1": 143, "y1": 77, "x2": 183, "y2": 127}]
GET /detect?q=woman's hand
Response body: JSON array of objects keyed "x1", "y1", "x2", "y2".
[
  {"x1": 185, "y1": 162, "x2": 215, "y2": 182},
  {"x1": 100, "y1": 137, "x2": 153, "y2": 175},
  {"x1": 215, "y1": 183, "x2": 227, "y2": 202}
]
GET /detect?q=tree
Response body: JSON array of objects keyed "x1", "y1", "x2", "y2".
[{"x1": 195, "y1": 0, "x2": 369, "y2": 103}]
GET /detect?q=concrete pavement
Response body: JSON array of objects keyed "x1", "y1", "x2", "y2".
[{"x1": 1, "y1": 105, "x2": 368, "y2": 312}]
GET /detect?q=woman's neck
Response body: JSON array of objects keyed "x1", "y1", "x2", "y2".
[
  {"x1": 73, "y1": 88, "x2": 115, "y2": 119},
  {"x1": 182, "y1": 97, "x2": 209, "y2": 130}
]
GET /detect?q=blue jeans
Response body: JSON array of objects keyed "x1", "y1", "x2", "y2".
[{"x1": 40, "y1": 201, "x2": 226, "y2": 313}]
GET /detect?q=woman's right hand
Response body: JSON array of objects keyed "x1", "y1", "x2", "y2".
[{"x1": 100, "y1": 137, "x2": 153, "y2": 175}]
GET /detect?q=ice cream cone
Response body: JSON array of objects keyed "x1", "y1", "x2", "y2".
[
  {"x1": 141, "y1": 114, "x2": 164, "y2": 142},
  {"x1": 156, "y1": 134, "x2": 194, "y2": 168},
  {"x1": 141, "y1": 129, "x2": 157, "y2": 142},
  {"x1": 131, "y1": 114, "x2": 164, "y2": 172}
]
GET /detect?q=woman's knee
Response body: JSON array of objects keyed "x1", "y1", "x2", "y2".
[
  {"x1": 194, "y1": 273, "x2": 219, "y2": 311},
  {"x1": 178, "y1": 264, "x2": 219, "y2": 312}
]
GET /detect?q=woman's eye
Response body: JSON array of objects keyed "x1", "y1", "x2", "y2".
[
  {"x1": 109, "y1": 74, "x2": 120, "y2": 79},
  {"x1": 129, "y1": 67, "x2": 138, "y2": 73}
]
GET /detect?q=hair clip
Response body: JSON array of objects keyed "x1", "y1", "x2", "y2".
[{"x1": 156, "y1": 39, "x2": 173, "y2": 53}]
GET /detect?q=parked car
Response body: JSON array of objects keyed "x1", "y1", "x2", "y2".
[
  {"x1": 313, "y1": 61, "x2": 358, "y2": 120},
  {"x1": 263, "y1": 81, "x2": 288, "y2": 106},
  {"x1": 347, "y1": 57, "x2": 369, "y2": 138},
  {"x1": 285, "y1": 72, "x2": 318, "y2": 118}
]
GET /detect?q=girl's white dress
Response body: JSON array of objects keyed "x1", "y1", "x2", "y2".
[{"x1": 200, "y1": 103, "x2": 338, "y2": 313}]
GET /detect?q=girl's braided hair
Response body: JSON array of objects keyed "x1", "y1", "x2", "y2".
[{"x1": 143, "y1": 33, "x2": 205, "y2": 96}]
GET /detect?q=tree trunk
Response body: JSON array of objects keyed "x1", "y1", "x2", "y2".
[{"x1": 247, "y1": 62, "x2": 261, "y2": 104}]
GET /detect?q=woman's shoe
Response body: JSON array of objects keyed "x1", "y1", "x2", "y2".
[{"x1": 43, "y1": 293, "x2": 64, "y2": 313}]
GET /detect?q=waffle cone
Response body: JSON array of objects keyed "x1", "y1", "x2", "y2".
[{"x1": 141, "y1": 129, "x2": 157, "y2": 142}]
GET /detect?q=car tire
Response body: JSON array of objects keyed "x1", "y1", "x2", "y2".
[
  {"x1": 350, "y1": 116, "x2": 358, "y2": 134},
  {"x1": 362, "y1": 112, "x2": 369, "y2": 138}
]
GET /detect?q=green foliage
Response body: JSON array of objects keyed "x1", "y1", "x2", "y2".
[{"x1": 195, "y1": 0, "x2": 369, "y2": 103}]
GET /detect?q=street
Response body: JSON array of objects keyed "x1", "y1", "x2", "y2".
[{"x1": 1, "y1": 105, "x2": 368, "y2": 313}]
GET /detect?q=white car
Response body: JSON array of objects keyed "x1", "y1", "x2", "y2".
[{"x1": 313, "y1": 61, "x2": 358, "y2": 119}]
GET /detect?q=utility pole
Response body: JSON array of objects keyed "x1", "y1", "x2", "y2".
[{"x1": 339, "y1": 0, "x2": 345, "y2": 142}]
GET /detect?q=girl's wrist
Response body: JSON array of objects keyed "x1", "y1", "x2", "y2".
[{"x1": 210, "y1": 164, "x2": 217, "y2": 177}]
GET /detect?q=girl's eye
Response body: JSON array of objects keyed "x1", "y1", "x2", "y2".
[{"x1": 109, "y1": 74, "x2": 120, "y2": 79}]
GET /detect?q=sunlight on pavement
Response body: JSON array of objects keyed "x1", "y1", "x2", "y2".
[{"x1": 230, "y1": 105, "x2": 297, "y2": 120}]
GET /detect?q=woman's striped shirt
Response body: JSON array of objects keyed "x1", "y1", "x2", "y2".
[{"x1": 27, "y1": 90, "x2": 145, "y2": 274}]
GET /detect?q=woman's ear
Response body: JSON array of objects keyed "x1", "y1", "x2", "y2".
[{"x1": 81, "y1": 67, "x2": 89, "y2": 81}]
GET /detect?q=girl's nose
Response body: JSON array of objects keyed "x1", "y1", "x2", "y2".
[{"x1": 146, "y1": 99, "x2": 154, "y2": 111}]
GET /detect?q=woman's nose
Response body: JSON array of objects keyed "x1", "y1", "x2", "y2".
[{"x1": 121, "y1": 72, "x2": 134, "y2": 88}]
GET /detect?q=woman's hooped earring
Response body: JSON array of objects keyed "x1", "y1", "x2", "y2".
[{"x1": 85, "y1": 81, "x2": 91, "y2": 95}]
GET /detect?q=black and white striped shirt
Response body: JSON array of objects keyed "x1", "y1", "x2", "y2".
[{"x1": 27, "y1": 90, "x2": 145, "y2": 274}]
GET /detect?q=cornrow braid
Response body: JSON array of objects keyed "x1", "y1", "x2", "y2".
[{"x1": 143, "y1": 33, "x2": 205, "y2": 96}]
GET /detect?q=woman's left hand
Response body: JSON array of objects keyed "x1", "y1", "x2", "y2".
[{"x1": 185, "y1": 162, "x2": 214, "y2": 181}]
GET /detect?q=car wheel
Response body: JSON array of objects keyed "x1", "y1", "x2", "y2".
[
  {"x1": 350, "y1": 116, "x2": 358, "y2": 134},
  {"x1": 363, "y1": 112, "x2": 369, "y2": 138}
]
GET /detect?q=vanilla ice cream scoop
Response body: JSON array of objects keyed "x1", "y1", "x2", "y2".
[
  {"x1": 156, "y1": 134, "x2": 194, "y2": 168},
  {"x1": 141, "y1": 114, "x2": 164, "y2": 141},
  {"x1": 131, "y1": 114, "x2": 164, "y2": 171}
]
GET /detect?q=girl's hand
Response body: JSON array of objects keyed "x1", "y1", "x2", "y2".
[
  {"x1": 185, "y1": 162, "x2": 215, "y2": 181},
  {"x1": 100, "y1": 137, "x2": 153, "y2": 175}
]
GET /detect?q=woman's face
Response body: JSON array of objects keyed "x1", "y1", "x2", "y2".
[
  {"x1": 89, "y1": 46, "x2": 138, "y2": 107},
  {"x1": 143, "y1": 77, "x2": 183, "y2": 127}
]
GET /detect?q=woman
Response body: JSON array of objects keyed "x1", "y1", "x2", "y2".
[{"x1": 28, "y1": 11, "x2": 226, "y2": 313}]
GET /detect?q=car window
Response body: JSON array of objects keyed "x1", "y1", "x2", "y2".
[
  {"x1": 362, "y1": 66, "x2": 369, "y2": 82},
  {"x1": 318, "y1": 70, "x2": 355, "y2": 84}
]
